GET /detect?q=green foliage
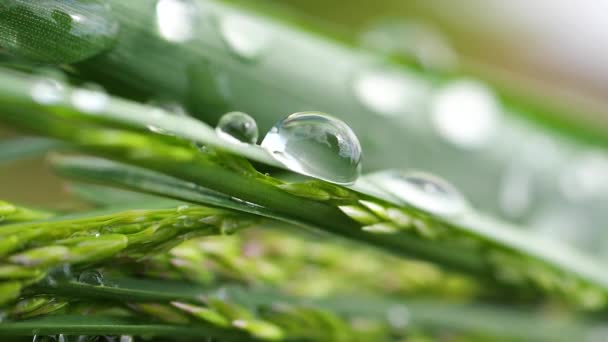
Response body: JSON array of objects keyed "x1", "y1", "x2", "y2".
[{"x1": 0, "y1": 0, "x2": 607, "y2": 341}]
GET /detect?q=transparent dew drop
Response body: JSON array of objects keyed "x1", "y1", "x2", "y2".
[
  {"x1": 156, "y1": 0, "x2": 198, "y2": 43},
  {"x1": 261, "y1": 111, "x2": 362, "y2": 185},
  {"x1": 360, "y1": 20, "x2": 458, "y2": 71},
  {"x1": 71, "y1": 83, "x2": 108, "y2": 114},
  {"x1": 219, "y1": 13, "x2": 272, "y2": 61},
  {"x1": 148, "y1": 100, "x2": 189, "y2": 117},
  {"x1": 31, "y1": 78, "x2": 65, "y2": 105},
  {"x1": 430, "y1": 80, "x2": 500, "y2": 149},
  {"x1": 0, "y1": 0, "x2": 119, "y2": 63},
  {"x1": 369, "y1": 170, "x2": 468, "y2": 217},
  {"x1": 215, "y1": 111, "x2": 259, "y2": 144},
  {"x1": 78, "y1": 269, "x2": 104, "y2": 286},
  {"x1": 386, "y1": 305, "x2": 410, "y2": 329},
  {"x1": 353, "y1": 68, "x2": 430, "y2": 116}
]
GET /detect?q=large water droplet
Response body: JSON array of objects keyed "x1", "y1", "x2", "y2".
[
  {"x1": 369, "y1": 170, "x2": 468, "y2": 217},
  {"x1": 71, "y1": 83, "x2": 108, "y2": 114},
  {"x1": 431, "y1": 80, "x2": 500, "y2": 149},
  {"x1": 78, "y1": 269, "x2": 104, "y2": 286},
  {"x1": 156, "y1": 0, "x2": 198, "y2": 43},
  {"x1": 353, "y1": 68, "x2": 430, "y2": 116},
  {"x1": 261, "y1": 112, "x2": 362, "y2": 185},
  {"x1": 219, "y1": 13, "x2": 271, "y2": 61},
  {"x1": 31, "y1": 77, "x2": 65, "y2": 105},
  {"x1": 0, "y1": 0, "x2": 119, "y2": 63},
  {"x1": 215, "y1": 111, "x2": 258, "y2": 144}
]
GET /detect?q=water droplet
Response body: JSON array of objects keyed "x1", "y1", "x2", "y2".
[
  {"x1": 31, "y1": 78, "x2": 65, "y2": 105},
  {"x1": 232, "y1": 319, "x2": 248, "y2": 328},
  {"x1": 386, "y1": 305, "x2": 410, "y2": 328},
  {"x1": 71, "y1": 83, "x2": 108, "y2": 113},
  {"x1": 44, "y1": 264, "x2": 73, "y2": 287},
  {"x1": 219, "y1": 13, "x2": 271, "y2": 61},
  {"x1": 369, "y1": 170, "x2": 468, "y2": 217},
  {"x1": 156, "y1": 0, "x2": 198, "y2": 43},
  {"x1": 148, "y1": 100, "x2": 189, "y2": 117},
  {"x1": 261, "y1": 112, "x2": 362, "y2": 185},
  {"x1": 215, "y1": 111, "x2": 258, "y2": 144},
  {"x1": 559, "y1": 151, "x2": 608, "y2": 201},
  {"x1": 360, "y1": 19, "x2": 458, "y2": 71},
  {"x1": 78, "y1": 269, "x2": 104, "y2": 286},
  {"x1": 146, "y1": 124, "x2": 174, "y2": 136},
  {"x1": 0, "y1": 1, "x2": 119, "y2": 63},
  {"x1": 431, "y1": 80, "x2": 500, "y2": 149},
  {"x1": 499, "y1": 164, "x2": 534, "y2": 219},
  {"x1": 353, "y1": 68, "x2": 430, "y2": 116},
  {"x1": 362, "y1": 223, "x2": 399, "y2": 234}
]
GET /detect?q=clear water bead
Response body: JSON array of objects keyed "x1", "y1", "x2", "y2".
[
  {"x1": 78, "y1": 269, "x2": 104, "y2": 286},
  {"x1": 219, "y1": 13, "x2": 271, "y2": 61},
  {"x1": 369, "y1": 170, "x2": 468, "y2": 217},
  {"x1": 261, "y1": 112, "x2": 362, "y2": 185},
  {"x1": 71, "y1": 83, "x2": 108, "y2": 113},
  {"x1": 156, "y1": 0, "x2": 198, "y2": 43},
  {"x1": 216, "y1": 111, "x2": 259, "y2": 144},
  {"x1": 31, "y1": 78, "x2": 65, "y2": 105},
  {"x1": 353, "y1": 68, "x2": 429, "y2": 116},
  {"x1": 431, "y1": 80, "x2": 500, "y2": 149}
]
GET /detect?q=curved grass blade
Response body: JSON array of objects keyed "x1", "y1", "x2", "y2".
[
  {"x1": 1, "y1": 69, "x2": 608, "y2": 308},
  {"x1": 32, "y1": 277, "x2": 607, "y2": 342},
  {"x1": 0, "y1": 314, "x2": 249, "y2": 340}
]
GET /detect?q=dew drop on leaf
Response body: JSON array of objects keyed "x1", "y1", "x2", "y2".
[
  {"x1": 71, "y1": 83, "x2": 108, "y2": 114},
  {"x1": 261, "y1": 111, "x2": 362, "y2": 185},
  {"x1": 155, "y1": 0, "x2": 198, "y2": 43},
  {"x1": 219, "y1": 13, "x2": 271, "y2": 61},
  {"x1": 30, "y1": 77, "x2": 65, "y2": 105},
  {"x1": 369, "y1": 170, "x2": 468, "y2": 217},
  {"x1": 216, "y1": 111, "x2": 259, "y2": 144},
  {"x1": 78, "y1": 269, "x2": 104, "y2": 286},
  {"x1": 0, "y1": 0, "x2": 119, "y2": 63},
  {"x1": 430, "y1": 79, "x2": 500, "y2": 149},
  {"x1": 353, "y1": 68, "x2": 429, "y2": 116}
]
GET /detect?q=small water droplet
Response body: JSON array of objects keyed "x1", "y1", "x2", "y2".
[
  {"x1": 215, "y1": 111, "x2": 258, "y2": 144},
  {"x1": 148, "y1": 100, "x2": 189, "y2": 117},
  {"x1": 71, "y1": 83, "x2": 108, "y2": 113},
  {"x1": 146, "y1": 124, "x2": 174, "y2": 136},
  {"x1": 232, "y1": 319, "x2": 248, "y2": 328},
  {"x1": 44, "y1": 264, "x2": 73, "y2": 287},
  {"x1": 0, "y1": 1, "x2": 119, "y2": 63},
  {"x1": 177, "y1": 205, "x2": 190, "y2": 212},
  {"x1": 31, "y1": 78, "x2": 65, "y2": 105},
  {"x1": 156, "y1": 0, "x2": 198, "y2": 43},
  {"x1": 559, "y1": 151, "x2": 608, "y2": 201},
  {"x1": 78, "y1": 269, "x2": 104, "y2": 286},
  {"x1": 353, "y1": 68, "x2": 430, "y2": 116},
  {"x1": 219, "y1": 13, "x2": 271, "y2": 61},
  {"x1": 360, "y1": 19, "x2": 458, "y2": 71},
  {"x1": 431, "y1": 80, "x2": 500, "y2": 149},
  {"x1": 369, "y1": 170, "x2": 468, "y2": 217},
  {"x1": 362, "y1": 223, "x2": 399, "y2": 234},
  {"x1": 386, "y1": 305, "x2": 410, "y2": 328},
  {"x1": 261, "y1": 111, "x2": 362, "y2": 185}
]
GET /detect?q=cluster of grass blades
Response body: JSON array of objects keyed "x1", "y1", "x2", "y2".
[{"x1": 1, "y1": 0, "x2": 608, "y2": 341}]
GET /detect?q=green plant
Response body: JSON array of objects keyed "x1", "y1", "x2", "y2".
[{"x1": 0, "y1": 0, "x2": 607, "y2": 341}]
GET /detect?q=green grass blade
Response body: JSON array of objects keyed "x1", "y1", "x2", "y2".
[
  {"x1": 30, "y1": 277, "x2": 606, "y2": 342},
  {"x1": 0, "y1": 314, "x2": 249, "y2": 340}
]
